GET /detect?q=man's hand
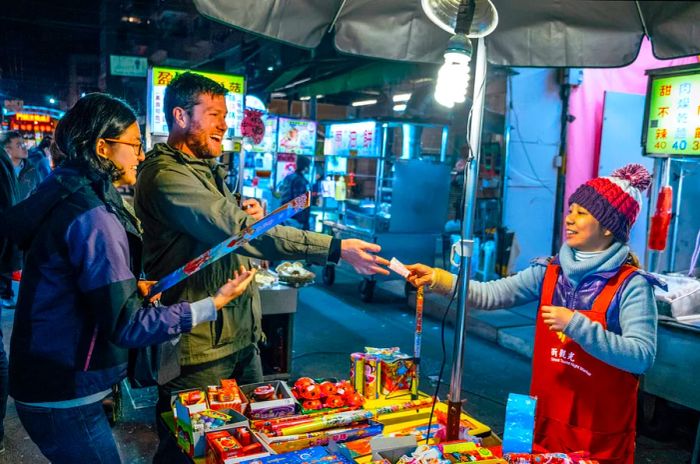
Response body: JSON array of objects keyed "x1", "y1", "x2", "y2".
[
  {"x1": 541, "y1": 305, "x2": 575, "y2": 332},
  {"x1": 241, "y1": 198, "x2": 264, "y2": 220},
  {"x1": 137, "y1": 280, "x2": 161, "y2": 303},
  {"x1": 340, "y1": 239, "x2": 390, "y2": 275},
  {"x1": 405, "y1": 264, "x2": 435, "y2": 288},
  {"x1": 213, "y1": 266, "x2": 257, "y2": 309}
]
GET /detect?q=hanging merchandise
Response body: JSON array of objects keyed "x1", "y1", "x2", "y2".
[
  {"x1": 335, "y1": 175, "x2": 347, "y2": 201},
  {"x1": 240, "y1": 109, "x2": 266, "y2": 144},
  {"x1": 648, "y1": 160, "x2": 673, "y2": 251}
]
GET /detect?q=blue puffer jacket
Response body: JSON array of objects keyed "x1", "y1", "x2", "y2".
[{"x1": 1, "y1": 164, "x2": 193, "y2": 403}]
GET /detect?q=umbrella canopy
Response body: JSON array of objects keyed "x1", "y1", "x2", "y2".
[{"x1": 194, "y1": 0, "x2": 700, "y2": 67}]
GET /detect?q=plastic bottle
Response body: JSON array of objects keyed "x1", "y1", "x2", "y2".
[{"x1": 335, "y1": 175, "x2": 347, "y2": 201}]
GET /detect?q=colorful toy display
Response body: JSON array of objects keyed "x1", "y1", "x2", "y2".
[
  {"x1": 291, "y1": 378, "x2": 364, "y2": 412},
  {"x1": 351, "y1": 347, "x2": 416, "y2": 399}
]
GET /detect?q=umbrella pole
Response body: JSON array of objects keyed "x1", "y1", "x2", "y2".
[{"x1": 446, "y1": 37, "x2": 488, "y2": 441}]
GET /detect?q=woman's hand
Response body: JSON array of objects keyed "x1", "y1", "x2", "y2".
[
  {"x1": 241, "y1": 198, "x2": 265, "y2": 220},
  {"x1": 213, "y1": 266, "x2": 257, "y2": 309},
  {"x1": 405, "y1": 264, "x2": 435, "y2": 288},
  {"x1": 541, "y1": 305, "x2": 575, "y2": 332},
  {"x1": 137, "y1": 280, "x2": 161, "y2": 303}
]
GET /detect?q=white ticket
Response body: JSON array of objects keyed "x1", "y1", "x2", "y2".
[{"x1": 389, "y1": 257, "x2": 410, "y2": 278}]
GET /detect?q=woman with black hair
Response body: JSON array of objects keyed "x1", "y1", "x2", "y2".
[{"x1": 0, "y1": 93, "x2": 256, "y2": 463}]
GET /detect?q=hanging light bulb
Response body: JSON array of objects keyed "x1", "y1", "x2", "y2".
[
  {"x1": 434, "y1": 33, "x2": 472, "y2": 108},
  {"x1": 424, "y1": 0, "x2": 497, "y2": 108}
]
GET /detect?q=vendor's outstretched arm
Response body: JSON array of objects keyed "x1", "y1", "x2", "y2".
[
  {"x1": 406, "y1": 263, "x2": 545, "y2": 309},
  {"x1": 147, "y1": 168, "x2": 331, "y2": 264}
]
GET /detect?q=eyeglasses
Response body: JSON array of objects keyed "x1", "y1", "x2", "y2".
[{"x1": 104, "y1": 138, "x2": 143, "y2": 155}]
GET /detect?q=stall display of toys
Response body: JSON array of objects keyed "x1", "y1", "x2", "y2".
[
  {"x1": 158, "y1": 346, "x2": 605, "y2": 464},
  {"x1": 291, "y1": 377, "x2": 365, "y2": 412}
]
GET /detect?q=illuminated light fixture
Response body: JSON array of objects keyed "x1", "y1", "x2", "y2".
[
  {"x1": 48, "y1": 97, "x2": 56, "y2": 104},
  {"x1": 267, "y1": 66, "x2": 274, "y2": 71},
  {"x1": 422, "y1": 0, "x2": 498, "y2": 108},
  {"x1": 316, "y1": 95, "x2": 324, "y2": 99},
  {"x1": 434, "y1": 34, "x2": 472, "y2": 108},
  {"x1": 393, "y1": 104, "x2": 407, "y2": 112},
  {"x1": 392, "y1": 93, "x2": 412, "y2": 103},
  {"x1": 300, "y1": 96, "x2": 311, "y2": 101},
  {"x1": 121, "y1": 15, "x2": 143, "y2": 24},
  {"x1": 351, "y1": 99, "x2": 377, "y2": 107},
  {"x1": 81, "y1": 92, "x2": 86, "y2": 97}
]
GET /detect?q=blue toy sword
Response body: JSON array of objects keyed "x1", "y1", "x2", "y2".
[{"x1": 148, "y1": 192, "x2": 310, "y2": 297}]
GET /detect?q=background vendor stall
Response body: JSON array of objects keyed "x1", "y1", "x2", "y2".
[{"x1": 318, "y1": 119, "x2": 451, "y2": 301}]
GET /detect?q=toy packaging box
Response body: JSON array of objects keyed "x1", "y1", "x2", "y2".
[
  {"x1": 246, "y1": 445, "x2": 354, "y2": 464},
  {"x1": 173, "y1": 388, "x2": 250, "y2": 459},
  {"x1": 239, "y1": 381, "x2": 297, "y2": 419},
  {"x1": 208, "y1": 379, "x2": 248, "y2": 414},
  {"x1": 205, "y1": 426, "x2": 274, "y2": 464},
  {"x1": 262, "y1": 420, "x2": 384, "y2": 454},
  {"x1": 351, "y1": 347, "x2": 416, "y2": 399}
]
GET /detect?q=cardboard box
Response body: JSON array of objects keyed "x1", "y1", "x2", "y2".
[
  {"x1": 245, "y1": 446, "x2": 354, "y2": 464},
  {"x1": 262, "y1": 420, "x2": 383, "y2": 454},
  {"x1": 208, "y1": 381, "x2": 248, "y2": 414},
  {"x1": 239, "y1": 381, "x2": 297, "y2": 419},
  {"x1": 176, "y1": 405, "x2": 249, "y2": 458},
  {"x1": 206, "y1": 426, "x2": 274, "y2": 464}
]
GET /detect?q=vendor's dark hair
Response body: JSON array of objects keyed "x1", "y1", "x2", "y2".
[
  {"x1": 51, "y1": 93, "x2": 137, "y2": 181},
  {"x1": 296, "y1": 155, "x2": 311, "y2": 172},
  {"x1": 164, "y1": 72, "x2": 227, "y2": 130},
  {"x1": 0, "y1": 130, "x2": 22, "y2": 147}
]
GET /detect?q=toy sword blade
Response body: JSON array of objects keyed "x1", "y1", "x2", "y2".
[{"x1": 148, "y1": 192, "x2": 310, "y2": 298}]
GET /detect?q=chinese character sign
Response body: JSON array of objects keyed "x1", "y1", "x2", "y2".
[
  {"x1": 326, "y1": 121, "x2": 379, "y2": 157},
  {"x1": 149, "y1": 66, "x2": 245, "y2": 138},
  {"x1": 645, "y1": 71, "x2": 700, "y2": 156}
]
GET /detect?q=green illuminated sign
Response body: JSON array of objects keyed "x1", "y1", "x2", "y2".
[
  {"x1": 645, "y1": 72, "x2": 700, "y2": 156},
  {"x1": 148, "y1": 66, "x2": 245, "y2": 137}
]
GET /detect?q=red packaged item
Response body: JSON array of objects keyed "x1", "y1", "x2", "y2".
[
  {"x1": 319, "y1": 381, "x2": 337, "y2": 396},
  {"x1": 206, "y1": 428, "x2": 267, "y2": 464},
  {"x1": 324, "y1": 395, "x2": 345, "y2": 408},
  {"x1": 253, "y1": 385, "x2": 276, "y2": 401}
]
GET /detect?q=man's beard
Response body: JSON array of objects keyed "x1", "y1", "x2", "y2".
[{"x1": 186, "y1": 122, "x2": 218, "y2": 159}]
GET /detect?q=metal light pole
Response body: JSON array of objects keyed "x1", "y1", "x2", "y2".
[{"x1": 446, "y1": 36, "x2": 488, "y2": 441}]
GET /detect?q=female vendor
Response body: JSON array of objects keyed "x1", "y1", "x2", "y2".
[{"x1": 407, "y1": 164, "x2": 664, "y2": 464}]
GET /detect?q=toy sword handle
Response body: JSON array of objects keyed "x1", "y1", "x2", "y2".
[{"x1": 148, "y1": 192, "x2": 310, "y2": 298}]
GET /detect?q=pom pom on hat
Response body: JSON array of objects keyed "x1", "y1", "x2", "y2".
[
  {"x1": 611, "y1": 163, "x2": 652, "y2": 192},
  {"x1": 568, "y1": 163, "x2": 652, "y2": 243}
]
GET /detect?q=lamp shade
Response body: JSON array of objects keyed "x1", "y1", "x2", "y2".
[{"x1": 421, "y1": 0, "x2": 498, "y2": 37}]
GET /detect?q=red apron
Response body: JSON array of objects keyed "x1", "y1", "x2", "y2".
[{"x1": 530, "y1": 263, "x2": 639, "y2": 464}]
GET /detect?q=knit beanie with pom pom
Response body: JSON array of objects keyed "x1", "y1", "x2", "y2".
[{"x1": 568, "y1": 163, "x2": 652, "y2": 243}]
